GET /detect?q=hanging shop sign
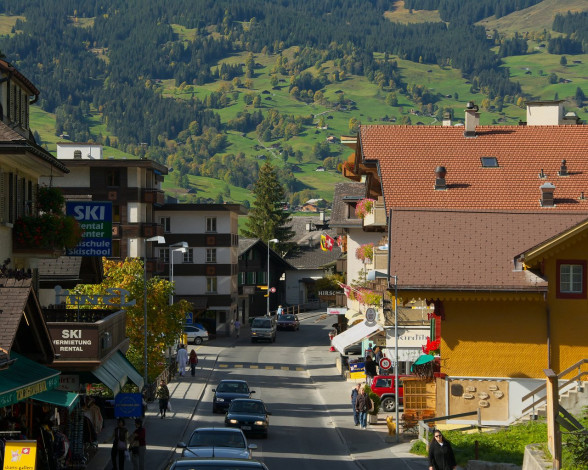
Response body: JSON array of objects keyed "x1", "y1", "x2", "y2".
[
  {"x1": 66, "y1": 201, "x2": 112, "y2": 256},
  {"x1": 54, "y1": 286, "x2": 136, "y2": 308},
  {"x1": 327, "y1": 307, "x2": 347, "y2": 315}
]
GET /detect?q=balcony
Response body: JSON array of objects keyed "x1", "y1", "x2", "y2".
[
  {"x1": 363, "y1": 202, "x2": 387, "y2": 228},
  {"x1": 142, "y1": 189, "x2": 165, "y2": 205},
  {"x1": 142, "y1": 223, "x2": 163, "y2": 238},
  {"x1": 13, "y1": 213, "x2": 83, "y2": 258}
]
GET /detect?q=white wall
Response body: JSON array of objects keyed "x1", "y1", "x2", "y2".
[
  {"x1": 175, "y1": 275, "x2": 233, "y2": 296},
  {"x1": 285, "y1": 268, "x2": 324, "y2": 305},
  {"x1": 128, "y1": 167, "x2": 140, "y2": 187},
  {"x1": 527, "y1": 102, "x2": 563, "y2": 126},
  {"x1": 159, "y1": 210, "x2": 232, "y2": 234},
  {"x1": 56, "y1": 144, "x2": 103, "y2": 160},
  {"x1": 40, "y1": 167, "x2": 91, "y2": 188}
]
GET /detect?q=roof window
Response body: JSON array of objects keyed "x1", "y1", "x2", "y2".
[{"x1": 481, "y1": 157, "x2": 498, "y2": 168}]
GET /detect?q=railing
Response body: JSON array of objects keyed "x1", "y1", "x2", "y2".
[
  {"x1": 271, "y1": 301, "x2": 328, "y2": 315},
  {"x1": 521, "y1": 358, "x2": 588, "y2": 416},
  {"x1": 418, "y1": 409, "x2": 481, "y2": 449}
]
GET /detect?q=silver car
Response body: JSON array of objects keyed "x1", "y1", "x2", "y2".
[
  {"x1": 169, "y1": 458, "x2": 269, "y2": 470},
  {"x1": 177, "y1": 428, "x2": 257, "y2": 459}
]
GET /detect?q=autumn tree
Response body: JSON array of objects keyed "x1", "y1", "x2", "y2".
[
  {"x1": 71, "y1": 258, "x2": 191, "y2": 381},
  {"x1": 241, "y1": 162, "x2": 295, "y2": 249}
]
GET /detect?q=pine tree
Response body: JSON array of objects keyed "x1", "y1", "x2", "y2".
[{"x1": 241, "y1": 162, "x2": 295, "y2": 247}]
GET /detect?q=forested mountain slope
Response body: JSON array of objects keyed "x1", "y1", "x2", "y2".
[{"x1": 0, "y1": 0, "x2": 585, "y2": 206}]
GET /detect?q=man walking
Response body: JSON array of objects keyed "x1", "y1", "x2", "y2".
[
  {"x1": 177, "y1": 344, "x2": 188, "y2": 377},
  {"x1": 351, "y1": 383, "x2": 361, "y2": 426},
  {"x1": 234, "y1": 319, "x2": 241, "y2": 338}
]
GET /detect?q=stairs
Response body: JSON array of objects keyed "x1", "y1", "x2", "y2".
[{"x1": 517, "y1": 381, "x2": 588, "y2": 422}]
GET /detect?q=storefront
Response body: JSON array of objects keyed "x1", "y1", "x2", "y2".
[{"x1": 384, "y1": 326, "x2": 429, "y2": 375}]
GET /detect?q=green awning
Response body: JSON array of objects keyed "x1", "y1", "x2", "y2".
[
  {"x1": 92, "y1": 351, "x2": 143, "y2": 395},
  {"x1": 32, "y1": 389, "x2": 80, "y2": 412},
  {"x1": 0, "y1": 352, "x2": 60, "y2": 408},
  {"x1": 110, "y1": 351, "x2": 144, "y2": 390}
]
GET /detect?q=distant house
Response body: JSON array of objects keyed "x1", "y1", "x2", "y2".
[
  {"x1": 305, "y1": 198, "x2": 325, "y2": 206},
  {"x1": 326, "y1": 136, "x2": 338, "y2": 143},
  {"x1": 301, "y1": 204, "x2": 319, "y2": 213},
  {"x1": 316, "y1": 166, "x2": 325, "y2": 172}
]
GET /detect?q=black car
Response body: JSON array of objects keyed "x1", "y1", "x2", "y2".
[
  {"x1": 170, "y1": 458, "x2": 268, "y2": 469},
  {"x1": 225, "y1": 398, "x2": 271, "y2": 438},
  {"x1": 212, "y1": 380, "x2": 254, "y2": 413},
  {"x1": 276, "y1": 314, "x2": 300, "y2": 331}
]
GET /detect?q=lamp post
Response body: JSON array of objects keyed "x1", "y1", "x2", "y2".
[
  {"x1": 367, "y1": 269, "x2": 399, "y2": 443},
  {"x1": 143, "y1": 235, "x2": 165, "y2": 388},
  {"x1": 169, "y1": 242, "x2": 188, "y2": 306},
  {"x1": 267, "y1": 239, "x2": 278, "y2": 316}
]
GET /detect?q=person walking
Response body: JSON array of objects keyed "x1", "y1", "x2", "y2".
[
  {"x1": 351, "y1": 383, "x2": 361, "y2": 426},
  {"x1": 130, "y1": 418, "x2": 146, "y2": 470},
  {"x1": 428, "y1": 430, "x2": 457, "y2": 470},
  {"x1": 189, "y1": 349, "x2": 198, "y2": 377},
  {"x1": 373, "y1": 346, "x2": 383, "y2": 373},
  {"x1": 277, "y1": 305, "x2": 283, "y2": 316},
  {"x1": 176, "y1": 344, "x2": 188, "y2": 377},
  {"x1": 110, "y1": 418, "x2": 128, "y2": 470},
  {"x1": 155, "y1": 379, "x2": 170, "y2": 419},
  {"x1": 234, "y1": 319, "x2": 241, "y2": 338},
  {"x1": 355, "y1": 386, "x2": 371, "y2": 429},
  {"x1": 364, "y1": 355, "x2": 377, "y2": 387}
]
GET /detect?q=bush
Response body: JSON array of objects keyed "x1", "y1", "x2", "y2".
[{"x1": 364, "y1": 385, "x2": 381, "y2": 415}]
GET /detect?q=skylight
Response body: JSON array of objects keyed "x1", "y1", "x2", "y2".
[{"x1": 481, "y1": 157, "x2": 499, "y2": 168}]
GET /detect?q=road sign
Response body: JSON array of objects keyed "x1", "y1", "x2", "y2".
[
  {"x1": 185, "y1": 312, "x2": 193, "y2": 324},
  {"x1": 380, "y1": 357, "x2": 392, "y2": 370},
  {"x1": 270, "y1": 287, "x2": 276, "y2": 293}
]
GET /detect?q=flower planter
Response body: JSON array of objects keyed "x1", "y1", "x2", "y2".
[
  {"x1": 363, "y1": 205, "x2": 387, "y2": 227},
  {"x1": 368, "y1": 413, "x2": 379, "y2": 424},
  {"x1": 12, "y1": 247, "x2": 64, "y2": 259}
]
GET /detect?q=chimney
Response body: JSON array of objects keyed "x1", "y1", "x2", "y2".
[
  {"x1": 527, "y1": 101, "x2": 564, "y2": 126},
  {"x1": 442, "y1": 112, "x2": 452, "y2": 127},
  {"x1": 435, "y1": 166, "x2": 447, "y2": 190},
  {"x1": 540, "y1": 182, "x2": 555, "y2": 207},
  {"x1": 319, "y1": 211, "x2": 326, "y2": 223},
  {"x1": 464, "y1": 102, "x2": 479, "y2": 137},
  {"x1": 558, "y1": 159, "x2": 568, "y2": 177}
]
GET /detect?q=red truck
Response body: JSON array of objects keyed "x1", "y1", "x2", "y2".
[{"x1": 370, "y1": 375, "x2": 412, "y2": 412}]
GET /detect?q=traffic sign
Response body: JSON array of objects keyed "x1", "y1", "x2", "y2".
[
  {"x1": 379, "y1": 357, "x2": 392, "y2": 370},
  {"x1": 270, "y1": 287, "x2": 276, "y2": 293}
]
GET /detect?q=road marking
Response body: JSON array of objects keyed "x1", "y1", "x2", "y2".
[
  {"x1": 234, "y1": 364, "x2": 243, "y2": 368},
  {"x1": 218, "y1": 364, "x2": 228, "y2": 368},
  {"x1": 265, "y1": 366, "x2": 274, "y2": 370},
  {"x1": 281, "y1": 366, "x2": 289, "y2": 371},
  {"x1": 216, "y1": 363, "x2": 305, "y2": 371},
  {"x1": 250, "y1": 365, "x2": 259, "y2": 369}
]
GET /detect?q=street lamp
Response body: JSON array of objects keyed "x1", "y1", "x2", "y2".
[
  {"x1": 367, "y1": 269, "x2": 399, "y2": 443},
  {"x1": 267, "y1": 239, "x2": 279, "y2": 316},
  {"x1": 143, "y1": 235, "x2": 165, "y2": 388},
  {"x1": 169, "y1": 242, "x2": 188, "y2": 306}
]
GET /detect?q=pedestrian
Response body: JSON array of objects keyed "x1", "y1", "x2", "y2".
[
  {"x1": 355, "y1": 386, "x2": 371, "y2": 429},
  {"x1": 155, "y1": 379, "x2": 170, "y2": 419},
  {"x1": 351, "y1": 383, "x2": 361, "y2": 426},
  {"x1": 189, "y1": 349, "x2": 198, "y2": 377},
  {"x1": 110, "y1": 418, "x2": 128, "y2": 470},
  {"x1": 129, "y1": 418, "x2": 146, "y2": 470},
  {"x1": 234, "y1": 319, "x2": 241, "y2": 338},
  {"x1": 177, "y1": 344, "x2": 188, "y2": 377},
  {"x1": 277, "y1": 305, "x2": 283, "y2": 316},
  {"x1": 364, "y1": 355, "x2": 377, "y2": 387},
  {"x1": 428, "y1": 430, "x2": 457, "y2": 470},
  {"x1": 373, "y1": 346, "x2": 383, "y2": 373}
]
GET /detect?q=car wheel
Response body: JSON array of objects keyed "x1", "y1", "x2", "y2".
[
  {"x1": 381, "y1": 397, "x2": 396, "y2": 412},
  {"x1": 195, "y1": 337, "x2": 203, "y2": 345}
]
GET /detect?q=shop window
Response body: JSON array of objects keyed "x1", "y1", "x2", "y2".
[{"x1": 557, "y1": 260, "x2": 586, "y2": 299}]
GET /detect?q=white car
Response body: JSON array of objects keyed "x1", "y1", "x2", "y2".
[
  {"x1": 185, "y1": 325, "x2": 209, "y2": 345},
  {"x1": 177, "y1": 427, "x2": 257, "y2": 459}
]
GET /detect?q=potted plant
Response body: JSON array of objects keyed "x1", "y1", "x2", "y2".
[
  {"x1": 355, "y1": 243, "x2": 374, "y2": 263},
  {"x1": 365, "y1": 384, "x2": 381, "y2": 424},
  {"x1": 355, "y1": 198, "x2": 376, "y2": 219}
]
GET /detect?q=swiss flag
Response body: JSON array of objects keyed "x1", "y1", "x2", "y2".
[{"x1": 324, "y1": 234, "x2": 335, "y2": 251}]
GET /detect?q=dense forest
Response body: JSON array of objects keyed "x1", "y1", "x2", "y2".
[{"x1": 0, "y1": 0, "x2": 585, "y2": 203}]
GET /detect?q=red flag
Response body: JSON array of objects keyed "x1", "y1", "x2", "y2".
[
  {"x1": 324, "y1": 233, "x2": 335, "y2": 251},
  {"x1": 338, "y1": 282, "x2": 351, "y2": 297},
  {"x1": 336, "y1": 235, "x2": 342, "y2": 247}
]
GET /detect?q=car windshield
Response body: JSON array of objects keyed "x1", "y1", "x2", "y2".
[
  {"x1": 230, "y1": 401, "x2": 264, "y2": 414},
  {"x1": 280, "y1": 315, "x2": 295, "y2": 321},
  {"x1": 217, "y1": 382, "x2": 249, "y2": 394},
  {"x1": 173, "y1": 464, "x2": 260, "y2": 470},
  {"x1": 252, "y1": 319, "x2": 271, "y2": 328},
  {"x1": 188, "y1": 430, "x2": 245, "y2": 448}
]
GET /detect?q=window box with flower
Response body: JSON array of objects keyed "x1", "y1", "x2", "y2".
[
  {"x1": 13, "y1": 187, "x2": 84, "y2": 257},
  {"x1": 355, "y1": 243, "x2": 374, "y2": 263},
  {"x1": 355, "y1": 199, "x2": 376, "y2": 219}
]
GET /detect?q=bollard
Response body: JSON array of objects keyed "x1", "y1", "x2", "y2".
[{"x1": 328, "y1": 332, "x2": 336, "y2": 352}]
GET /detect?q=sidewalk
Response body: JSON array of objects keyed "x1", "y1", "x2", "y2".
[{"x1": 304, "y1": 345, "x2": 429, "y2": 470}]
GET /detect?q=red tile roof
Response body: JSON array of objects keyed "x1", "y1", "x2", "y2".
[
  {"x1": 390, "y1": 209, "x2": 588, "y2": 290},
  {"x1": 358, "y1": 124, "x2": 588, "y2": 211}
]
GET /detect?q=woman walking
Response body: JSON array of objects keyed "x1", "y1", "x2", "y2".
[
  {"x1": 428, "y1": 430, "x2": 457, "y2": 470},
  {"x1": 110, "y1": 418, "x2": 128, "y2": 470},
  {"x1": 155, "y1": 379, "x2": 170, "y2": 418},
  {"x1": 189, "y1": 349, "x2": 198, "y2": 377},
  {"x1": 354, "y1": 386, "x2": 371, "y2": 429},
  {"x1": 130, "y1": 418, "x2": 146, "y2": 470}
]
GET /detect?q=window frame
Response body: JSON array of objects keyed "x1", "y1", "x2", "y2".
[
  {"x1": 160, "y1": 217, "x2": 171, "y2": 233},
  {"x1": 206, "y1": 277, "x2": 218, "y2": 294},
  {"x1": 159, "y1": 248, "x2": 170, "y2": 263},
  {"x1": 206, "y1": 248, "x2": 217, "y2": 264},
  {"x1": 183, "y1": 248, "x2": 193, "y2": 263},
  {"x1": 556, "y1": 259, "x2": 587, "y2": 299},
  {"x1": 206, "y1": 217, "x2": 217, "y2": 233}
]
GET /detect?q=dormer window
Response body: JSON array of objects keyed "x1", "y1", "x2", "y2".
[{"x1": 481, "y1": 157, "x2": 498, "y2": 168}]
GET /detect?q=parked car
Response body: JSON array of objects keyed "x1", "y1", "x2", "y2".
[
  {"x1": 370, "y1": 375, "x2": 412, "y2": 412},
  {"x1": 225, "y1": 398, "x2": 271, "y2": 438},
  {"x1": 250, "y1": 316, "x2": 277, "y2": 343},
  {"x1": 185, "y1": 325, "x2": 209, "y2": 345},
  {"x1": 177, "y1": 428, "x2": 257, "y2": 460},
  {"x1": 212, "y1": 380, "x2": 255, "y2": 413},
  {"x1": 276, "y1": 314, "x2": 300, "y2": 331},
  {"x1": 170, "y1": 458, "x2": 268, "y2": 470}
]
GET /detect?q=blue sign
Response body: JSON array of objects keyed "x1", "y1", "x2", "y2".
[
  {"x1": 185, "y1": 312, "x2": 193, "y2": 324},
  {"x1": 349, "y1": 362, "x2": 365, "y2": 373},
  {"x1": 66, "y1": 201, "x2": 112, "y2": 256},
  {"x1": 114, "y1": 393, "x2": 143, "y2": 418}
]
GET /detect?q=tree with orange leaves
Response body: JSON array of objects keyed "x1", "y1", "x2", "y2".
[{"x1": 70, "y1": 257, "x2": 191, "y2": 381}]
